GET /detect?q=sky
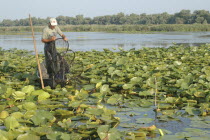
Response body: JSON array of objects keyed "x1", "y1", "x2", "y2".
[{"x1": 1, "y1": 0, "x2": 210, "y2": 20}]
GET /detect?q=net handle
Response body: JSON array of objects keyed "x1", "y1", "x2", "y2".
[{"x1": 55, "y1": 38, "x2": 70, "y2": 54}]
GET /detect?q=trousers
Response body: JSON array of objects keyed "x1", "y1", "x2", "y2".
[{"x1": 44, "y1": 41, "x2": 60, "y2": 78}]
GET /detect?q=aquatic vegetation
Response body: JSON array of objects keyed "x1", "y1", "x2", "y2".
[{"x1": 0, "y1": 45, "x2": 210, "y2": 139}]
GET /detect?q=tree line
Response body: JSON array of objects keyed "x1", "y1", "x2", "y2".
[{"x1": 0, "y1": 9, "x2": 210, "y2": 27}]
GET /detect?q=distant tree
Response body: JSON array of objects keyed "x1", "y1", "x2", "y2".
[
  {"x1": 195, "y1": 17, "x2": 205, "y2": 24},
  {"x1": 192, "y1": 10, "x2": 210, "y2": 23},
  {"x1": 1, "y1": 19, "x2": 14, "y2": 26},
  {"x1": 0, "y1": 9, "x2": 210, "y2": 27},
  {"x1": 57, "y1": 16, "x2": 67, "y2": 25},
  {"x1": 83, "y1": 17, "x2": 92, "y2": 24},
  {"x1": 74, "y1": 15, "x2": 84, "y2": 25},
  {"x1": 203, "y1": 19, "x2": 208, "y2": 24},
  {"x1": 176, "y1": 10, "x2": 192, "y2": 24}
]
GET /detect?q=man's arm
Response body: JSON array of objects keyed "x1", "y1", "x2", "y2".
[
  {"x1": 41, "y1": 36, "x2": 56, "y2": 43},
  {"x1": 61, "y1": 34, "x2": 68, "y2": 41},
  {"x1": 56, "y1": 26, "x2": 68, "y2": 41}
]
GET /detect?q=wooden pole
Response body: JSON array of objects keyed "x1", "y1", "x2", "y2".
[{"x1": 29, "y1": 14, "x2": 44, "y2": 89}]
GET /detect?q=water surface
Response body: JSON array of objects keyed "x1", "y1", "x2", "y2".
[{"x1": 0, "y1": 32, "x2": 210, "y2": 52}]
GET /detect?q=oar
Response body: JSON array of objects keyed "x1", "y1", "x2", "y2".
[{"x1": 29, "y1": 14, "x2": 44, "y2": 89}]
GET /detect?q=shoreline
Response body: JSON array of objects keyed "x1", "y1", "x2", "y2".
[{"x1": 0, "y1": 24, "x2": 210, "y2": 34}]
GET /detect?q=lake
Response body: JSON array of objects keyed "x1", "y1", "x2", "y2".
[{"x1": 0, "y1": 31, "x2": 210, "y2": 53}]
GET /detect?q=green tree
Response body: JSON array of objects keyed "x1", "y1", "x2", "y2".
[{"x1": 1, "y1": 19, "x2": 14, "y2": 26}]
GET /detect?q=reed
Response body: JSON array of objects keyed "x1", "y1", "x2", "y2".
[{"x1": 0, "y1": 24, "x2": 210, "y2": 33}]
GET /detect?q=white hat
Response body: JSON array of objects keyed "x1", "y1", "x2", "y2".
[{"x1": 49, "y1": 18, "x2": 57, "y2": 26}]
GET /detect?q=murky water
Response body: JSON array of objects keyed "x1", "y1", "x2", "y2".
[{"x1": 0, "y1": 32, "x2": 210, "y2": 53}]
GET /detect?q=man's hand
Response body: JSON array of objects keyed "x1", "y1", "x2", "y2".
[
  {"x1": 61, "y1": 34, "x2": 68, "y2": 41},
  {"x1": 63, "y1": 37, "x2": 68, "y2": 41},
  {"x1": 51, "y1": 36, "x2": 56, "y2": 41}
]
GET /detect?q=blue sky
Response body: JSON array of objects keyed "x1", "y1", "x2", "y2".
[{"x1": 1, "y1": 0, "x2": 210, "y2": 20}]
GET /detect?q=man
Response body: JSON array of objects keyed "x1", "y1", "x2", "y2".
[{"x1": 41, "y1": 18, "x2": 68, "y2": 80}]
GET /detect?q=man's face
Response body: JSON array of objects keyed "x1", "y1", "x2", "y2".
[{"x1": 49, "y1": 24, "x2": 56, "y2": 29}]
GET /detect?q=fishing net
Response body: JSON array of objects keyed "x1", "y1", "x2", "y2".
[
  {"x1": 55, "y1": 38, "x2": 69, "y2": 55},
  {"x1": 38, "y1": 38, "x2": 83, "y2": 88}
]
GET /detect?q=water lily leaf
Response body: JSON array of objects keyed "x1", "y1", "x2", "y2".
[
  {"x1": 190, "y1": 120, "x2": 210, "y2": 128},
  {"x1": 21, "y1": 85, "x2": 35, "y2": 95},
  {"x1": 119, "y1": 123, "x2": 137, "y2": 128},
  {"x1": 83, "y1": 84, "x2": 95, "y2": 90},
  {"x1": 75, "y1": 90, "x2": 89, "y2": 100},
  {"x1": 176, "y1": 79, "x2": 189, "y2": 89},
  {"x1": 31, "y1": 126, "x2": 53, "y2": 136},
  {"x1": 54, "y1": 110, "x2": 74, "y2": 116},
  {"x1": 107, "y1": 94, "x2": 123, "y2": 105},
  {"x1": 86, "y1": 108, "x2": 104, "y2": 116},
  {"x1": 0, "y1": 130, "x2": 17, "y2": 140},
  {"x1": 31, "y1": 90, "x2": 47, "y2": 96},
  {"x1": 97, "y1": 125, "x2": 123, "y2": 140},
  {"x1": 0, "y1": 111, "x2": 9, "y2": 119},
  {"x1": 138, "y1": 125, "x2": 156, "y2": 131},
  {"x1": 57, "y1": 118, "x2": 76, "y2": 129},
  {"x1": 194, "y1": 91, "x2": 206, "y2": 98},
  {"x1": 158, "y1": 104, "x2": 174, "y2": 109},
  {"x1": 154, "y1": 135, "x2": 184, "y2": 140},
  {"x1": 0, "y1": 84, "x2": 7, "y2": 95},
  {"x1": 103, "y1": 108, "x2": 116, "y2": 116},
  {"x1": 10, "y1": 112, "x2": 23, "y2": 119},
  {"x1": 139, "y1": 91, "x2": 152, "y2": 96},
  {"x1": 122, "y1": 84, "x2": 133, "y2": 90},
  {"x1": 100, "y1": 84, "x2": 110, "y2": 94},
  {"x1": 135, "y1": 118, "x2": 154, "y2": 124},
  {"x1": 16, "y1": 133, "x2": 40, "y2": 140},
  {"x1": 46, "y1": 131, "x2": 62, "y2": 140},
  {"x1": 187, "y1": 137, "x2": 210, "y2": 140},
  {"x1": 38, "y1": 92, "x2": 50, "y2": 101},
  {"x1": 12, "y1": 91, "x2": 26, "y2": 100},
  {"x1": 111, "y1": 70, "x2": 123, "y2": 77},
  {"x1": 185, "y1": 107, "x2": 201, "y2": 116},
  {"x1": 96, "y1": 82, "x2": 102, "y2": 89},
  {"x1": 4, "y1": 116, "x2": 20, "y2": 130},
  {"x1": 130, "y1": 77, "x2": 142, "y2": 84},
  {"x1": 22, "y1": 102, "x2": 37, "y2": 111},
  {"x1": 108, "y1": 67, "x2": 115, "y2": 74},
  {"x1": 146, "y1": 77, "x2": 155, "y2": 88},
  {"x1": 31, "y1": 110, "x2": 54, "y2": 126},
  {"x1": 0, "y1": 131, "x2": 8, "y2": 140},
  {"x1": 165, "y1": 97, "x2": 178, "y2": 104},
  {"x1": 60, "y1": 133, "x2": 82, "y2": 140},
  {"x1": 24, "y1": 110, "x2": 36, "y2": 119},
  {"x1": 68, "y1": 101, "x2": 82, "y2": 108},
  {"x1": 3, "y1": 87, "x2": 15, "y2": 98},
  {"x1": 90, "y1": 78, "x2": 101, "y2": 84},
  {"x1": 91, "y1": 92, "x2": 105, "y2": 99},
  {"x1": 117, "y1": 116, "x2": 131, "y2": 122},
  {"x1": 174, "y1": 61, "x2": 182, "y2": 66}
]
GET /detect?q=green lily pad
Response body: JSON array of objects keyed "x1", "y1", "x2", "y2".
[
  {"x1": 4, "y1": 116, "x2": 20, "y2": 130},
  {"x1": 22, "y1": 102, "x2": 37, "y2": 111},
  {"x1": 10, "y1": 112, "x2": 23, "y2": 119},
  {"x1": 97, "y1": 125, "x2": 123, "y2": 140},
  {"x1": 135, "y1": 118, "x2": 154, "y2": 124},
  {"x1": 107, "y1": 94, "x2": 123, "y2": 105},
  {"x1": 12, "y1": 91, "x2": 26, "y2": 100},
  {"x1": 21, "y1": 85, "x2": 35, "y2": 95},
  {"x1": 31, "y1": 110, "x2": 54, "y2": 126},
  {"x1": 122, "y1": 84, "x2": 134, "y2": 90},
  {"x1": 100, "y1": 84, "x2": 111, "y2": 94},
  {"x1": 86, "y1": 108, "x2": 104, "y2": 116},
  {"x1": 16, "y1": 133, "x2": 40, "y2": 140}
]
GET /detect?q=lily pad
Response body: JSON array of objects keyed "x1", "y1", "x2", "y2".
[{"x1": 97, "y1": 125, "x2": 123, "y2": 140}]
